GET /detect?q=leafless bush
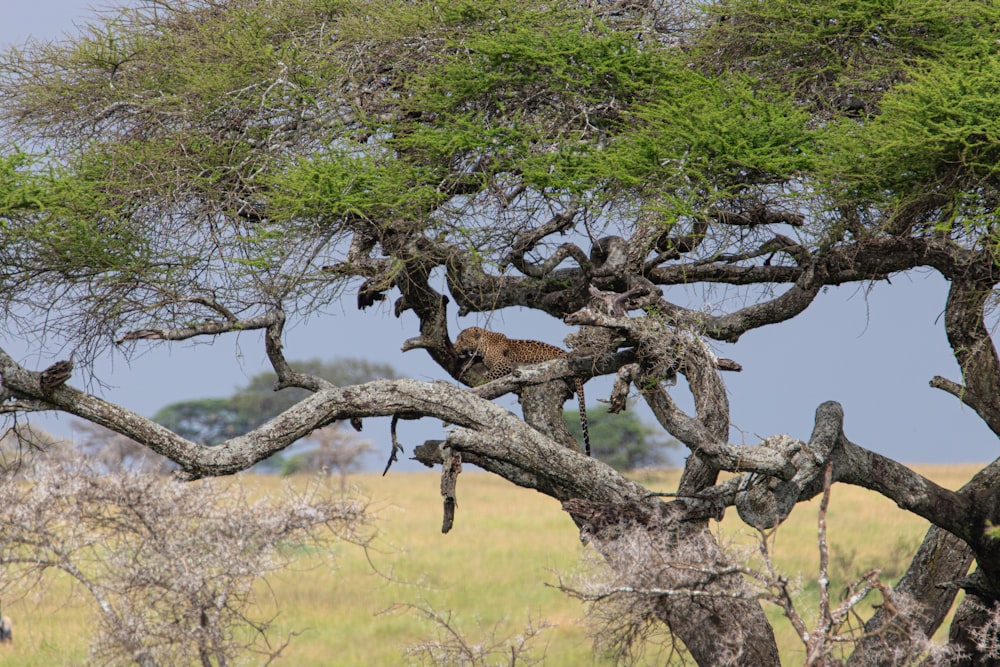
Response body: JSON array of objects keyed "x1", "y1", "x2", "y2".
[
  {"x1": 0, "y1": 422, "x2": 168, "y2": 477},
  {"x1": 300, "y1": 424, "x2": 374, "y2": 492},
  {"x1": 397, "y1": 602, "x2": 553, "y2": 667},
  {"x1": 0, "y1": 450, "x2": 375, "y2": 666}
]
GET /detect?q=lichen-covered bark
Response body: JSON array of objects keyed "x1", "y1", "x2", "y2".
[{"x1": 939, "y1": 276, "x2": 1000, "y2": 437}]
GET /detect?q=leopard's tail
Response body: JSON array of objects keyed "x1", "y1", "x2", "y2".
[{"x1": 574, "y1": 377, "x2": 590, "y2": 456}]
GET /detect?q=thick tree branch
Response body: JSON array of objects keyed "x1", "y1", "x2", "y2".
[
  {"x1": 834, "y1": 439, "x2": 975, "y2": 541},
  {"x1": 641, "y1": 236, "x2": 983, "y2": 343},
  {"x1": 447, "y1": 259, "x2": 590, "y2": 318},
  {"x1": 450, "y1": 231, "x2": 971, "y2": 338},
  {"x1": 685, "y1": 401, "x2": 977, "y2": 544},
  {"x1": 648, "y1": 236, "x2": 969, "y2": 289},
  {"x1": 937, "y1": 276, "x2": 1000, "y2": 436},
  {"x1": 709, "y1": 204, "x2": 805, "y2": 228},
  {"x1": 0, "y1": 345, "x2": 645, "y2": 489},
  {"x1": 641, "y1": 385, "x2": 796, "y2": 480},
  {"x1": 648, "y1": 262, "x2": 803, "y2": 286},
  {"x1": 511, "y1": 242, "x2": 591, "y2": 278},
  {"x1": 465, "y1": 350, "x2": 637, "y2": 400},
  {"x1": 703, "y1": 262, "x2": 824, "y2": 342},
  {"x1": 564, "y1": 305, "x2": 749, "y2": 488}
]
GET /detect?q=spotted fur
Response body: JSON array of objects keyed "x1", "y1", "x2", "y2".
[{"x1": 454, "y1": 327, "x2": 591, "y2": 456}]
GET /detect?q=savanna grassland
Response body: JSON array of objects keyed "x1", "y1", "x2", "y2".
[{"x1": 0, "y1": 465, "x2": 979, "y2": 666}]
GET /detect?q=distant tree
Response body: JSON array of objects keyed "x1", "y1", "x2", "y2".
[
  {"x1": 282, "y1": 424, "x2": 374, "y2": 491},
  {"x1": 563, "y1": 409, "x2": 676, "y2": 471},
  {"x1": 70, "y1": 421, "x2": 173, "y2": 474},
  {"x1": 0, "y1": 450, "x2": 373, "y2": 666},
  {"x1": 149, "y1": 398, "x2": 240, "y2": 448},
  {"x1": 154, "y1": 358, "x2": 396, "y2": 445}
]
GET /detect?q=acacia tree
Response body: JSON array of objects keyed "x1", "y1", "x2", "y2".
[{"x1": 1, "y1": 0, "x2": 1000, "y2": 663}]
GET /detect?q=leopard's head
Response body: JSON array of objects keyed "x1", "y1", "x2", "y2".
[{"x1": 453, "y1": 327, "x2": 486, "y2": 359}]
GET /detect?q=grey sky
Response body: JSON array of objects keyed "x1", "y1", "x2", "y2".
[{"x1": 2, "y1": 0, "x2": 995, "y2": 466}]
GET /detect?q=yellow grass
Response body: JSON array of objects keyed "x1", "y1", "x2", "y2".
[{"x1": 0, "y1": 464, "x2": 981, "y2": 666}]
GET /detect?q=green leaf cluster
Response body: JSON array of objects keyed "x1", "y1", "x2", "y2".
[
  {"x1": 600, "y1": 71, "x2": 813, "y2": 196},
  {"x1": 322, "y1": 0, "x2": 818, "y2": 219},
  {"x1": 0, "y1": 0, "x2": 362, "y2": 343},
  {"x1": 693, "y1": 0, "x2": 1000, "y2": 241},
  {"x1": 272, "y1": 151, "x2": 450, "y2": 223},
  {"x1": 0, "y1": 154, "x2": 152, "y2": 281}
]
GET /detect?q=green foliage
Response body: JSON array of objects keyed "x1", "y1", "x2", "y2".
[
  {"x1": 0, "y1": 153, "x2": 43, "y2": 213},
  {"x1": 388, "y1": 0, "x2": 813, "y2": 200},
  {"x1": 698, "y1": 0, "x2": 1000, "y2": 103},
  {"x1": 272, "y1": 151, "x2": 450, "y2": 223},
  {"x1": 5, "y1": 0, "x2": 1000, "y2": 349},
  {"x1": 691, "y1": 0, "x2": 1000, "y2": 245},
  {"x1": 0, "y1": 154, "x2": 155, "y2": 291},
  {"x1": 394, "y1": 3, "x2": 654, "y2": 181},
  {"x1": 827, "y1": 54, "x2": 1000, "y2": 224},
  {"x1": 600, "y1": 71, "x2": 813, "y2": 199},
  {"x1": 563, "y1": 408, "x2": 676, "y2": 471},
  {"x1": 153, "y1": 358, "x2": 396, "y2": 446}
]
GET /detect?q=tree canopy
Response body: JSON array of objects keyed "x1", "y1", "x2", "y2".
[{"x1": 2, "y1": 0, "x2": 1000, "y2": 663}]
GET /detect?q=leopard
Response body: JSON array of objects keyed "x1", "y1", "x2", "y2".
[{"x1": 453, "y1": 326, "x2": 591, "y2": 456}]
